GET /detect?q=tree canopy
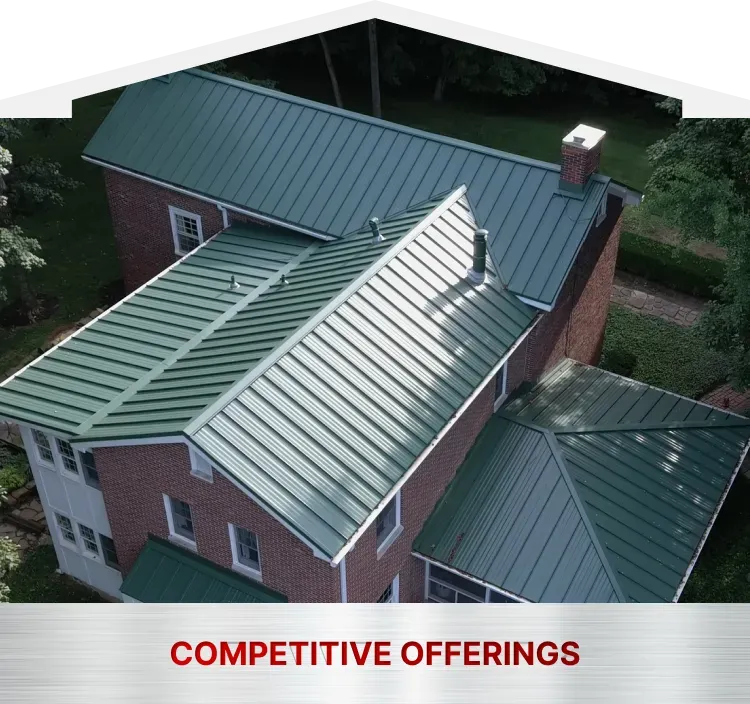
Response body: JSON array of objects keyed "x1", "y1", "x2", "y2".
[{"x1": 646, "y1": 113, "x2": 750, "y2": 388}]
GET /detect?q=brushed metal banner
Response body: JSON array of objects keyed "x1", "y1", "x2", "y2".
[{"x1": 0, "y1": 604, "x2": 747, "y2": 703}]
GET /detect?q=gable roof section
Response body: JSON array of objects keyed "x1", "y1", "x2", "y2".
[
  {"x1": 83, "y1": 68, "x2": 610, "y2": 307},
  {"x1": 120, "y1": 535, "x2": 287, "y2": 603},
  {"x1": 415, "y1": 360, "x2": 750, "y2": 603},
  {"x1": 0, "y1": 223, "x2": 314, "y2": 435},
  {"x1": 189, "y1": 191, "x2": 537, "y2": 561},
  {"x1": 75, "y1": 195, "x2": 441, "y2": 442}
]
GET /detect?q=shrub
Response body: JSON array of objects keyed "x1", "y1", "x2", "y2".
[
  {"x1": 600, "y1": 348, "x2": 637, "y2": 377},
  {"x1": 0, "y1": 445, "x2": 31, "y2": 493},
  {"x1": 601, "y1": 306, "x2": 729, "y2": 399},
  {"x1": 617, "y1": 231, "x2": 725, "y2": 299}
]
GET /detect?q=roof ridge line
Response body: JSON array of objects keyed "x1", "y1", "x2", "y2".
[
  {"x1": 184, "y1": 69, "x2": 593, "y2": 179},
  {"x1": 554, "y1": 418, "x2": 750, "y2": 434},
  {"x1": 496, "y1": 412, "x2": 549, "y2": 433},
  {"x1": 183, "y1": 184, "x2": 469, "y2": 437},
  {"x1": 72, "y1": 239, "x2": 322, "y2": 441},
  {"x1": 542, "y1": 429, "x2": 627, "y2": 603}
]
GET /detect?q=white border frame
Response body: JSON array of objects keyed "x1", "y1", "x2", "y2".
[
  {"x1": 162, "y1": 493, "x2": 198, "y2": 551},
  {"x1": 168, "y1": 205, "x2": 204, "y2": 256},
  {"x1": 30, "y1": 428, "x2": 56, "y2": 470},
  {"x1": 375, "y1": 490, "x2": 402, "y2": 559},
  {"x1": 227, "y1": 523, "x2": 263, "y2": 582}
]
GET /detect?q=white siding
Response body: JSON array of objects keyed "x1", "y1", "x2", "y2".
[{"x1": 19, "y1": 425, "x2": 123, "y2": 600}]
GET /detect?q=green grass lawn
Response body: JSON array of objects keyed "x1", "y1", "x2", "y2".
[
  {"x1": 6, "y1": 545, "x2": 105, "y2": 602},
  {"x1": 0, "y1": 90, "x2": 121, "y2": 376}
]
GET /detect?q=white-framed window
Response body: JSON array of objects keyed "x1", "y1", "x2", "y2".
[
  {"x1": 377, "y1": 574, "x2": 400, "y2": 603},
  {"x1": 425, "y1": 563, "x2": 520, "y2": 603},
  {"x1": 169, "y1": 206, "x2": 203, "y2": 255},
  {"x1": 77, "y1": 523, "x2": 100, "y2": 557},
  {"x1": 376, "y1": 491, "x2": 402, "y2": 557},
  {"x1": 163, "y1": 495, "x2": 196, "y2": 547},
  {"x1": 494, "y1": 363, "x2": 509, "y2": 410},
  {"x1": 55, "y1": 439, "x2": 80, "y2": 476},
  {"x1": 229, "y1": 524, "x2": 262, "y2": 580},
  {"x1": 80, "y1": 451, "x2": 101, "y2": 490},
  {"x1": 100, "y1": 534, "x2": 120, "y2": 571},
  {"x1": 595, "y1": 198, "x2": 607, "y2": 227},
  {"x1": 189, "y1": 448, "x2": 213, "y2": 483},
  {"x1": 55, "y1": 513, "x2": 76, "y2": 546},
  {"x1": 31, "y1": 429, "x2": 54, "y2": 466}
]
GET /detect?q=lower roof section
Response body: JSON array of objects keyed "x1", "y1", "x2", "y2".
[
  {"x1": 415, "y1": 360, "x2": 750, "y2": 603},
  {"x1": 120, "y1": 535, "x2": 287, "y2": 603}
]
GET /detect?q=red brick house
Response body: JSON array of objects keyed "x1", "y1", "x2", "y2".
[{"x1": 1, "y1": 70, "x2": 747, "y2": 605}]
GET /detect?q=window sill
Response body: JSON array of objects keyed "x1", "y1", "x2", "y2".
[
  {"x1": 231, "y1": 563, "x2": 263, "y2": 582},
  {"x1": 168, "y1": 534, "x2": 198, "y2": 552},
  {"x1": 376, "y1": 525, "x2": 404, "y2": 560}
]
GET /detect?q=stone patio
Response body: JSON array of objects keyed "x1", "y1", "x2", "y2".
[{"x1": 0, "y1": 495, "x2": 49, "y2": 555}]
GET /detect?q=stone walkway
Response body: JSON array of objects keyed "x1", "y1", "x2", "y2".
[
  {"x1": 611, "y1": 272, "x2": 706, "y2": 327},
  {"x1": 700, "y1": 383, "x2": 750, "y2": 416}
]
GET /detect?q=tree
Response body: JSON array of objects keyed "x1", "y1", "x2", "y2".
[
  {"x1": 318, "y1": 33, "x2": 344, "y2": 108},
  {"x1": 368, "y1": 20, "x2": 382, "y2": 118},
  {"x1": 645, "y1": 110, "x2": 750, "y2": 387},
  {"x1": 198, "y1": 61, "x2": 278, "y2": 89},
  {"x1": 0, "y1": 487, "x2": 20, "y2": 603}
]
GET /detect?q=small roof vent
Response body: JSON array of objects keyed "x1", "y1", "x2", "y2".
[
  {"x1": 467, "y1": 229, "x2": 488, "y2": 285},
  {"x1": 369, "y1": 217, "x2": 384, "y2": 243},
  {"x1": 229, "y1": 275, "x2": 240, "y2": 290}
]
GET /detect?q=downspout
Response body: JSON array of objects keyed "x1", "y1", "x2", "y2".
[
  {"x1": 339, "y1": 557, "x2": 348, "y2": 603},
  {"x1": 217, "y1": 204, "x2": 229, "y2": 229}
]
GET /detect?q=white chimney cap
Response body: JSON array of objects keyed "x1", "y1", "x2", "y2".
[{"x1": 563, "y1": 124, "x2": 606, "y2": 150}]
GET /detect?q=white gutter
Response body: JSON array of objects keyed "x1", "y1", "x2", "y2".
[
  {"x1": 673, "y1": 439, "x2": 750, "y2": 602},
  {"x1": 81, "y1": 156, "x2": 335, "y2": 241},
  {"x1": 328, "y1": 312, "x2": 542, "y2": 567},
  {"x1": 414, "y1": 553, "x2": 530, "y2": 604}
]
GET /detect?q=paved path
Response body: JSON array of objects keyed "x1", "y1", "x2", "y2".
[
  {"x1": 0, "y1": 494, "x2": 49, "y2": 555},
  {"x1": 611, "y1": 272, "x2": 706, "y2": 327},
  {"x1": 700, "y1": 383, "x2": 750, "y2": 416}
]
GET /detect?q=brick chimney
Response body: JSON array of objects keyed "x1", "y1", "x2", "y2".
[{"x1": 560, "y1": 124, "x2": 606, "y2": 194}]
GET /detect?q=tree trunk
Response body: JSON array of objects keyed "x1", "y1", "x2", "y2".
[
  {"x1": 433, "y1": 74, "x2": 447, "y2": 102},
  {"x1": 318, "y1": 33, "x2": 343, "y2": 108},
  {"x1": 368, "y1": 20, "x2": 382, "y2": 118}
]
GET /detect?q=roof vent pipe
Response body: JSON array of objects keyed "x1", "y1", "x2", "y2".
[
  {"x1": 369, "y1": 217, "x2": 384, "y2": 243},
  {"x1": 467, "y1": 229, "x2": 488, "y2": 285},
  {"x1": 229, "y1": 275, "x2": 240, "y2": 290}
]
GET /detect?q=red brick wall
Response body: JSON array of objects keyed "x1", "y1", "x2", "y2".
[
  {"x1": 344, "y1": 381, "x2": 496, "y2": 603},
  {"x1": 524, "y1": 194, "x2": 623, "y2": 380},
  {"x1": 103, "y1": 170, "x2": 270, "y2": 292},
  {"x1": 95, "y1": 442, "x2": 341, "y2": 603},
  {"x1": 561, "y1": 143, "x2": 602, "y2": 188}
]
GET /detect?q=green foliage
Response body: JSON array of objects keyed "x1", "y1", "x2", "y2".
[
  {"x1": 0, "y1": 535, "x2": 20, "y2": 603},
  {"x1": 0, "y1": 118, "x2": 80, "y2": 310},
  {"x1": 4, "y1": 545, "x2": 105, "y2": 603},
  {"x1": 0, "y1": 445, "x2": 31, "y2": 493},
  {"x1": 617, "y1": 231, "x2": 725, "y2": 299},
  {"x1": 645, "y1": 116, "x2": 750, "y2": 388},
  {"x1": 681, "y1": 476, "x2": 750, "y2": 603},
  {"x1": 600, "y1": 348, "x2": 637, "y2": 378},
  {"x1": 601, "y1": 305, "x2": 729, "y2": 399}
]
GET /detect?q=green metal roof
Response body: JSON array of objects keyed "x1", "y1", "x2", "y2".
[
  {"x1": 0, "y1": 188, "x2": 536, "y2": 561},
  {"x1": 0, "y1": 223, "x2": 314, "y2": 435},
  {"x1": 120, "y1": 535, "x2": 287, "y2": 602},
  {"x1": 83, "y1": 68, "x2": 610, "y2": 307},
  {"x1": 415, "y1": 360, "x2": 750, "y2": 603},
  {"x1": 190, "y1": 189, "x2": 536, "y2": 560}
]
